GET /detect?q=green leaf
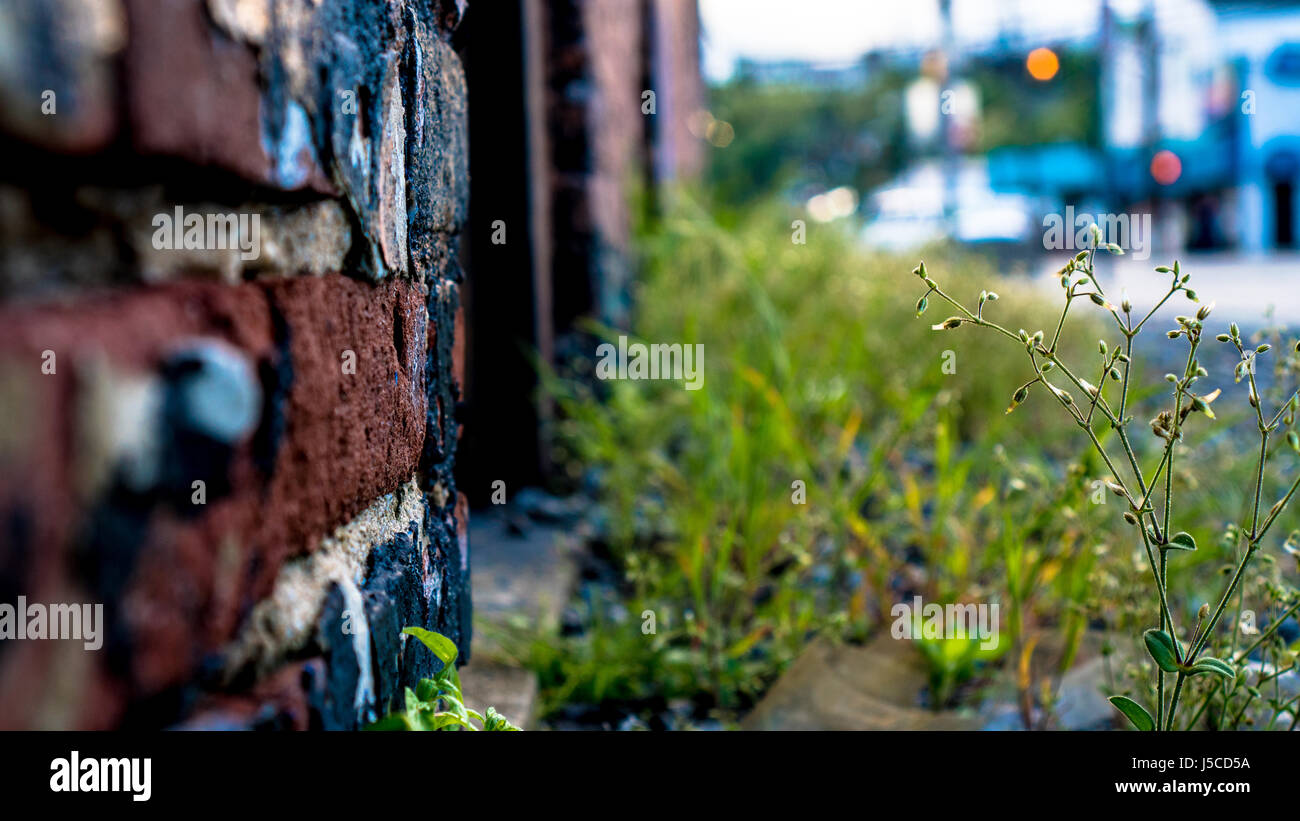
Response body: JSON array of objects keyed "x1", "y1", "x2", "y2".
[
  {"x1": 413, "y1": 710, "x2": 441, "y2": 731},
  {"x1": 1168, "y1": 531, "x2": 1197, "y2": 551},
  {"x1": 363, "y1": 714, "x2": 412, "y2": 732},
  {"x1": 429, "y1": 712, "x2": 469, "y2": 731},
  {"x1": 415, "y1": 678, "x2": 437, "y2": 703},
  {"x1": 1143, "y1": 628, "x2": 1181, "y2": 673},
  {"x1": 404, "y1": 687, "x2": 423, "y2": 716},
  {"x1": 483, "y1": 706, "x2": 522, "y2": 731},
  {"x1": 1108, "y1": 696, "x2": 1155, "y2": 731},
  {"x1": 1188, "y1": 657, "x2": 1236, "y2": 681},
  {"x1": 402, "y1": 626, "x2": 458, "y2": 667}
]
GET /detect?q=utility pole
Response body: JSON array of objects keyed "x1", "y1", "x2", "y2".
[{"x1": 939, "y1": 0, "x2": 958, "y2": 231}]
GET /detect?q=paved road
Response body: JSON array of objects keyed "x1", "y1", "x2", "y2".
[{"x1": 1035, "y1": 252, "x2": 1300, "y2": 331}]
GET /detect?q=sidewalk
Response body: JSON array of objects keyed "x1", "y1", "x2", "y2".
[{"x1": 1035, "y1": 252, "x2": 1300, "y2": 330}]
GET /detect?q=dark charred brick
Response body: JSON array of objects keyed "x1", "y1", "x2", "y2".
[{"x1": 315, "y1": 582, "x2": 363, "y2": 731}]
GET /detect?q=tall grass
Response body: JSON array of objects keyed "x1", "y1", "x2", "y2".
[{"x1": 527, "y1": 195, "x2": 1116, "y2": 717}]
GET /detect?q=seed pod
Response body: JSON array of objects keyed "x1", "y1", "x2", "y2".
[
  {"x1": 1089, "y1": 293, "x2": 1106, "y2": 306},
  {"x1": 1185, "y1": 289, "x2": 1198, "y2": 301},
  {"x1": 1216, "y1": 333, "x2": 1231, "y2": 342},
  {"x1": 916, "y1": 295, "x2": 928, "y2": 316},
  {"x1": 1099, "y1": 340, "x2": 1108, "y2": 355},
  {"x1": 1123, "y1": 511, "x2": 1138, "y2": 525},
  {"x1": 1192, "y1": 396, "x2": 1215, "y2": 419},
  {"x1": 1167, "y1": 330, "x2": 1181, "y2": 339},
  {"x1": 932, "y1": 317, "x2": 962, "y2": 330},
  {"x1": 1257, "y1": 344, "x2": 1271, "y2": 354},
  {"x1": 917, "y1": 261, "x2": 927, "y2": 278},
  {"x1": 987, "y1": 292, "x2": 999, "y2": 302},
  {"x1": 1049, "y1": 385, "x2": 1075, "y2": 405},
  {"x1": 1230, "y1": 322, "x2": 1240, "y2": 339},
  {"x1": 1041, "y1": 361, "x2": 1055, "y2": 373},
  {"x1": 1288, "y1": 431, "x2": 1300, "y2": 452},
  {"x1": 1006, "y1": 385, "x2": 1030, "y2": 415},
  {"x1": 1155, "y1": 265, "x2": 1172, "y2": 273},
  {"x1": 1109, "y1": 367, "x2": 1121, "y2": 381}
]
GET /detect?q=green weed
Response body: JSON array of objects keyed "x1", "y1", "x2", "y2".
[
  {"x1": 366, "y1": 627, "x2": 521, "y2": 731},
  {"x1": 911, "y1": 233, "x2": 1300, "y2": 730}
]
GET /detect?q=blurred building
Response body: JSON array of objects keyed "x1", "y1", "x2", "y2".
[
  {"x1": 1212, "y1": 0, "x2": 1300, "y2": 250},
  {"x1": 997, "y1": 0, "x2": 1300, "y2": 252}
]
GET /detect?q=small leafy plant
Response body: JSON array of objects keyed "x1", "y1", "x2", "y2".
[
  {"x1": 911, "y1": 228, "x2": 1300, "y2": 731},
  {"x1": 366, "y1": 627, "x2": 521, "y2": 731}
]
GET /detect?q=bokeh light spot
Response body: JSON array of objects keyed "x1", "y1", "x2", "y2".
[
  {"x1": 1026, "y1": 47, "x2": 1059, "y2": 81},
  {"x1": 1151, "y1": 150, "x2": 1183, "y2": 185}
]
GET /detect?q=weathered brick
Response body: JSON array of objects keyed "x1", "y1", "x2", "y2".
[{"x1": 0, "y1": 274, "x2": 443, "y2": 727}]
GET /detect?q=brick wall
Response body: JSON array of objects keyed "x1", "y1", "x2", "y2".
[
  {"x1": 0, "y1": 0, "x2": 471, "y2": 729},
  {"x1": 458, "y1": 0, "x2": 704, "y2": 500}
]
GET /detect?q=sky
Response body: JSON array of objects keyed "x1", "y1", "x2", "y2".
[{"x1": 697, "y1": 0, "x2": 1209, "y2": 81}]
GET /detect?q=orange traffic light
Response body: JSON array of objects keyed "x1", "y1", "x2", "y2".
[{"x1": 1026, "y1": 47, "x2": 1059, "y2": 81}]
